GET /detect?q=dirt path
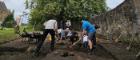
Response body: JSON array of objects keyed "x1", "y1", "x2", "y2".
[
  {"x1": 98, "y1": 38, "x2": 138, "y2": 60},
  {"x1": 0, "y1": 37, "x2": 138, "y2": 60}
]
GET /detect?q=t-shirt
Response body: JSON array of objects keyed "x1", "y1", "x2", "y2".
[
  {"x1": 43, "y1": 19, "x2": 57, "y2": 29},
  {"x1": 83, "y1": 35, "x2": 88, "y2": 43},
  {"x1": 67, "y1": 31, "x2": 72, "y2": 37},
  {"x1": 57, "y1": 29, "x2": 62, "y2": 34},
  {"x1": 66, "y1": 20, "x2": 71, "y2": 27},
  {"x1": 82, "y1": 20, "x2": 96, "y2": 33}
]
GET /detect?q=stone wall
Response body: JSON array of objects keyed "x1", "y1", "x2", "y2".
[
  {"x1": 95, "y1": 0, "x2": 140, "y2": 43},
  {"x1": 0, "y1": 1, "x2": 9, "y2": 28},
  {"x1": 0, "y1": 1, "x2": 8, "y2": 23}
]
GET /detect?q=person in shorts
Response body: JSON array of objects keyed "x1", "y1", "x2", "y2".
[{"x1": 81, "y1": 17, "x2": 96, "y2": 55}]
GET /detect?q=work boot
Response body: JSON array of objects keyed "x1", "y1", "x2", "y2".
[
  {"x1": 88, "y1": 49, "x2": 93, "y2": 55},
  {"x1": 93, "y1": 45, "x2": 96, "y2": 49},
  {"x1": 33, "y1": 52, "x2": 40, "y2": 57}
]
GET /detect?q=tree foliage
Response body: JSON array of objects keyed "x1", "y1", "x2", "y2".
[
  {"x1": 1, "y1": 11, "x2": 14, "y2": 28},
  {"x1": 26, "y1": 0, "x2": 107, "y2": 29}
]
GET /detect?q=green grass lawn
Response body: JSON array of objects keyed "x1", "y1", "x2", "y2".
[
  {"x1": 0, "y1": 25, "x2": 39, "y2": 44},
  {"x1": 0, "y1": 28, "x2": 18, "y2": 43}
]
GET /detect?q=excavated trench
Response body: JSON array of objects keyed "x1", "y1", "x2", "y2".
[{"x1": 0, "y1": 38, "x2": 116, "y2": 60}]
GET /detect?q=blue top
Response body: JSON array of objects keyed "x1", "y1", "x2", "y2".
[{"x1": 82, "y1": 20, "x2": 96, "y2": 33}]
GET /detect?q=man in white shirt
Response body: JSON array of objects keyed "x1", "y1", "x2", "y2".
[
  {"x1": 35, "y1": 19, "x2": 58, "y2": 56},
  {"x1": 43, "y1": 20, "x2": 57, "y2": 30},
  {"x1": 66, "y1": 20, "x2": 71, "y2": 28}
]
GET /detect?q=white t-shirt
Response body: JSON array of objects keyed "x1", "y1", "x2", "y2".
[
  {"x1": 57, "y1": 29, "x2": 62, "y2": 34},
  {"x1": 67, "y1": 31, "x2": 72, "y2": 37},
  {"x1": 83, "y1": 35, "x2": 88, "y2": 43},
  {"x1": 43, "y1": 19, "x2": 57, "y2": 29},
  {"x1": 66, "y1": 20, "x2": 71, "y2": 27}
]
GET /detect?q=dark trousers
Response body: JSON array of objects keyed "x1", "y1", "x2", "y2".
[
  {"x1": 35, "y1": 29, "x2": 55, "y2": 54},
  {"x1": 83, "y1": 41, "x2": 88, "y2": 48},
  {"x1": 92, "y1": 32, "x2": 96, "y2": 49},
  {"x1": 70, "y1": 36, "x2": 78, "y2": 44}
]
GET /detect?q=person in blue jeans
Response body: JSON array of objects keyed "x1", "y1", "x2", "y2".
[{"x1": 81, "y1": 18, "x2": 96, "y2": 55}]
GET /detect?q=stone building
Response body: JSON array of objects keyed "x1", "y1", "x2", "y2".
[{"x1": 0, "y1": 1, "x2": 9, "y2": 25}]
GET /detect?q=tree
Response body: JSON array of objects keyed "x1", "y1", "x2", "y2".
[
  {"x1": 26, "y1": 0, "x2": 107, "y2": 30},
  {"x1": 1, "y1": 10, "x2": 14, "y2": 28}
]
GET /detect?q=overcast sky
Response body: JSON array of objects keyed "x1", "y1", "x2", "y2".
[
  {"x1": 4, "y1": 0, "x2": 26, "y2": 16},
  {"x1": 106, "y1": 0, "x2": 125, "y2": 9},
  {"x1": 2, "y1": 0, "x2": 125, "y2": 23}
]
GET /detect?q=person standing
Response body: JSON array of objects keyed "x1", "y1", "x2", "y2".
[
  {"x1": 35, "y1": 19, "x2": 58, "y2": 56},
  {"x1": 81, "y1": 17, "x2": 96, "y2": 55},
  {"x1": 66, "y1": 20, "x2": 71, "y2": 28}
]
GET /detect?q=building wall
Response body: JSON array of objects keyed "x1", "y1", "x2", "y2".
[
  {"x1": 95, "y1": 0, "x2": 139, "y2": 42},
  {"x1": 0, "y1": 1, "x2": 8, "y2": 24}
]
